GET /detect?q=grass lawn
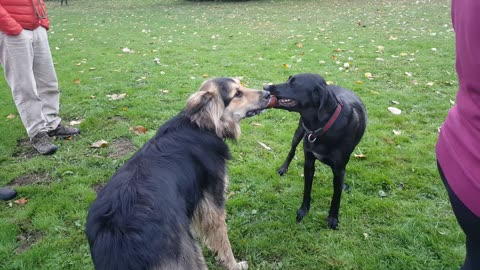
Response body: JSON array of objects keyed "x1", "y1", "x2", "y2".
[{"x1": 0, "y1": 0, "x2": 462, "y2": 269}]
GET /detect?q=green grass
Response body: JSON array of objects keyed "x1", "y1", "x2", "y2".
[{"x1": 0, "y1": 0, "x2": 462, "y2": 269}]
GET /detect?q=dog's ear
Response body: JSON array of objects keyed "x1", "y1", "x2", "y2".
[
  {"x1": 314, "y1": 78, "x2": 336, "y2": 113},
  {"x1": 184, "y1": 90, "x2": 216, "y2": 117},
  {"x1": 313, "y1": 78, "x2": 328, "y2": 107}
]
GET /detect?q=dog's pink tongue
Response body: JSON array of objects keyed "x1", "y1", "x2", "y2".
[{"x1": 267, "y1": 95, "x2": 277, "y2": 108}]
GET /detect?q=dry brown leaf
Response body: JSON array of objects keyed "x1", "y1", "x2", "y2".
[
  {"x1": 73, "y1": 79, "x2": 81, "y2": 84},
  {"x1": 282, "y1": 64, "x2": 290, "y2": 69},
  {"x1": 14, "y1": 198, "x2": 28, "y2": 205},
  {"x1": 6, "y1": 114, "x2": 16, "y2": 119},
  {"x1": 130, "y1": 126, "x2": 147, "y2": 135},
  {"x1": 91, "y1": 140, "x2": 108, "y2": 148},
  {"x1": 295, "y1": 42, "x2": 304, "y2": 48}
]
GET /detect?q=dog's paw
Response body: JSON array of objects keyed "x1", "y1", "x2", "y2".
[
  {"x1": 237, "y1": 261, "x2": 248, "y2": 270},
  {"x1": 326, "y1": 216, "x2": 339, "y2": 230},
  {"x1": 296, "y1": 207, "x2": 308, "y2": 223},
  {"x1": 277, "y1": 167, "x2": 288, "y2": 176}
]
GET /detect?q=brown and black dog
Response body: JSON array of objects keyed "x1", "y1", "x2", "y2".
[
  {"x1": 86, "y1": 78, "x2": 274, "y2": 270},
  {"x1": 264, "y1": 73, "x2": 367, "y2": 229}
]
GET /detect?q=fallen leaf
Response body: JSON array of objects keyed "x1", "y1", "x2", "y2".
[
  {"x1": 90, "y1": 95, "x2": 97, "y2": 99},
  {"x1": 107, "y1": 93, "x2": 127, "y2": 100},
  {"x1": 370, "y1": 90, "x2": 380, "y2": 95},
  {"x1": 6, "y1": 114, "x2": 16, "y2": 119},
  {"x1": 202, "y1": 74, "x2": 209, "y2": 78},
  {"x1": 73, "y1": 79, "x2": 81, "y2": 84},
  {"x1": 364, "y1": 72, "x2": 374, "y2": 79},
  {"x1": 89, "y1": 67, "x2": 96, "y2": 71},
  {"x1": 388, "y1": 107, "x2": 402, "y2": 115},
  {"x1": 405, "y1": 72, "x2": 412, "y2": 77},
  {"x1": 130, "y1": 126, "x2": 147, "y2": 135},
  {"x1": 257, "y1": 141, "x2": 272, "y2": 151},
  {"x1": 14, "y1": 198, "x2": 28, "y2": 205},
  {"x1": 333, "y1": 48, "x2": 342, "y2": 52},
  {"x1": 160, "y1": 89, "x2": 170, "y2": 94},
  {"x1": 376, "y1": 45, "x2": 385, "y2": 53},
  {"x1": 326, "y1": 81, "x2": 334, "y2": 85},
  {"x1": 69, "y1": 119, "x2": 83, "y2": 126},
  {"x1": 252, "y1": 122, "x2": 263, "y2": 127},
  {"x1": 376, "y1": 57, "x2": 384, "y2": 62},
  {"x1": 391, "y1": 100, "x2": 400, "y2": 105},
  {"x1": 354, "y1": 153, "x2": 367, "y2": 159},
  {"x1": 378, "y1": 190, "x2": 387, "y2": 197},
  {"x1": 450, "y1": 99, "x2": 455, "y2": 105},
  {"x1": 363, "y1": 233, "x2": 369, "y2": 239},
  {"x1": 153, "y1": 57, "x2": 160, "y2": 64},
  {"x1": 426, "y1": 82, "x2": 435, "y2": 87},
  {"x1": 122, "y1": 47, "x2": 134, "y2": 53},
  {"x1": 295, "y1": 42, "x2": 304, "y2": 48},
  {"x1": 355, "y1": 80, "x2": 364, "y2": 84},
  {"x1": 393, "y1": 129, "x2": 402, "y2": 135},
  {"x1": 91, "y1": 140, "x2": 108, "y2": 148},
  {"x1": 282, "y1": 64, "x2": 290, "y2": 69}
]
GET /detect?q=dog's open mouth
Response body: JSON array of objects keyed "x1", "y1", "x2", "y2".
[
  {"x1": 270, "y1": 95, "x2": 297, "y2": 107},
  {"x1": 246, "y1": 109, "x2": 265, "y2": 117}
]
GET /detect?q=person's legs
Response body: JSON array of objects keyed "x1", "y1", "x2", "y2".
[
  {"x1": 32, "y1": 27, "x2": 61, "y2": 131},
  {"x1": 0, "y1": 30, "x2": 57, "y2": 154},
  {"x1": 437, "y1": 161, "x2": 480, "y2": 270}
]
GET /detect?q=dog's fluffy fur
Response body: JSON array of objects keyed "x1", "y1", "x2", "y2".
[
  {"x1": 86, "y1": 78, "x2": 271, "y2": 270},
  {"x1": 264, "y1": 73, "x2": 367, "y2": 229}
]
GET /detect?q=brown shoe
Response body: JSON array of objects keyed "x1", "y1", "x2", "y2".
[
  {"x1": 31, "y1": 132, "x2": 58, "y2": 155},
  {"x1": 47, "y1": 124, "x2": 80, "y2": 137}
]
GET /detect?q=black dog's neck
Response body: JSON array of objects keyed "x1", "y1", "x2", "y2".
[
  {"x1": 301, "y1": 101, "x2": 339, "y2": 131},
  {"x1": 300, "y1": 100, "x2": 342, "y2": 142}
]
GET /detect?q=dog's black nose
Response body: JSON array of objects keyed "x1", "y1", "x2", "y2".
[
  {"x1": 263, "y1": 84, "x2": 273, "y2": 91},
  {"x1": 261, "y1": 90, "x2": 270, "y2": 99}
]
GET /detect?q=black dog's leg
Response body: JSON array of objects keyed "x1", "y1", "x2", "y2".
[
  {"x1": 296, "y1": 151, "x2": 315, "y2": 222},
  {"x1": 326, "y1": 166, "x2": 346, "y2": 229},
  {"x1": 278, "y1": 119, "x2": 304, "y2": 176}
]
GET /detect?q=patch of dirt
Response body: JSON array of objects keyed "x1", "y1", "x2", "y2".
[
  {"x1": 16, "y1": 229, "x2": 43, "y2": 254},
  {"x1": 92, "y1": 182, "x2": 105, "y2": 194},
  {"x1": 8, "y1": 172, "x2": 50, "y2": 187},
  {"x1": 108, "y1": 115, "x2": 129, "y2": 122},
  {"x1": 107, "y1": 137, "x2": 136, "y2": 159},
  {"x1": 12, "y1": 138, "x2": 38, "y2": 159}
]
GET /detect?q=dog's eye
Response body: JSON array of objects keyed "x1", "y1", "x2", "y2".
[{"x1": 234, "y1": 90, "x2": 243, "y2": 98}]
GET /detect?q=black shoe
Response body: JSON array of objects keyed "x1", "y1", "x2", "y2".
[
  {"x1": 47, "y1": 124, "x2": 80, "y2": 137},
  {"x1": 0, "y1": 187, "x2": 17, "y2": 201},
  {"x1": 31, "y1": 132, "x2": 58, "y2": 155}
]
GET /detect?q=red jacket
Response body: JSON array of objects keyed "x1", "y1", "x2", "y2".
[{"x1": 0, "y1": 0, "x2": 50, "y2": 36}]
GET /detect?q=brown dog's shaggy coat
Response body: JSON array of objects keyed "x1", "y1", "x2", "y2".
[{"x1": 86, "y1": 78, "x2": 272, "y2": 270}]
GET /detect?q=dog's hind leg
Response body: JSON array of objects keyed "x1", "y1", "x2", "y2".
[
  {"x1": 326, "y1": 165, "x2": 346, "y2": 230},
  {"x1": 278, "y1": 118, "x2": 304, "y2": 176},
  {"x1": 193, "y1": 194, "x2": 248, "y2": 270},
  {"x1": 296, "y1": 151, "x2": 316, "y2": 222}
]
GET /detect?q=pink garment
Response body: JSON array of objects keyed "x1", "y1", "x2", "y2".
[{"x1": 436, "y1": 0, "x2": 480, "y2": 217}]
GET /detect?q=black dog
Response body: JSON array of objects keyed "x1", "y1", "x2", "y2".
[
  {"x1": 264, "y1": 73, "x2": 367, "y2": 229},
  {"x1": 86, "y1": 78, "x2": 273, "y2": 270}
]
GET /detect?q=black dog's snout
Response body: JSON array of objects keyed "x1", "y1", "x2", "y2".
[
  {"x1": 262, "y1": 90, "x2": 271, "y2": 99},
  {"x1": 263, "y1": 84, "x2": 273, "y2": 92}
]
